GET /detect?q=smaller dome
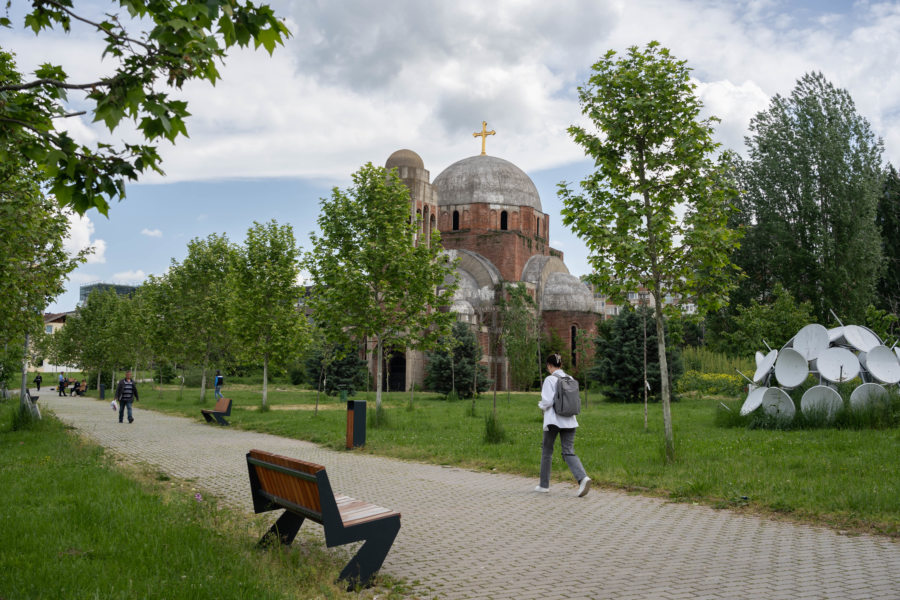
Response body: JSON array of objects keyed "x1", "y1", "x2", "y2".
[
  {"x1": 386, "y1": 149, "x2": 425, "y2": 171},
  {"x1": 542, "y1": 272, "x2": 595, "y2": 313}
]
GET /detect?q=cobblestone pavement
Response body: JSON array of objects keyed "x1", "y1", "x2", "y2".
[{"x1": 41, "y1": 393, "x2": 900, "y2": 600}]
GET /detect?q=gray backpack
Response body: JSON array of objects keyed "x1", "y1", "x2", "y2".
[{"x1": 553, "y1": 372, "x2": 581, "y2": 417}]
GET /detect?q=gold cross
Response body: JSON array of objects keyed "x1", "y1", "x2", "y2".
[{"x1": 472, "y1": 121, "x2": 496, "y2": 155}]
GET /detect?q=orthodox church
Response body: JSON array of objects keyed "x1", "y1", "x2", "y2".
[{"x1": 380, "y1": 125, "x2": 601, "y2": 392}]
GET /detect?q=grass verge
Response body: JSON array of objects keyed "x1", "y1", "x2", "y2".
[{"x1": 0, "y1": 404, "x2": 408, "y2": 599}]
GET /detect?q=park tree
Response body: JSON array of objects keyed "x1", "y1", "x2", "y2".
[
  {"x1": 303, "y1": 163, "x2": 457, "y2": 410},
  {"x1": 498, "y1": 283, "x2": 540, "y2": 391},
  {"x1": 718, "y1": 284, "x2": 816, "y2": 358},
  {"x1": 876, "y1": 165, "x2": 900, "y2": 314},
  {"x1": 0, "y1": 55, "x2": 87, "y2": 345},
  {"x1": 229, "y1": 220, "x2": 308, "y2": 408},
  {"x1": 58, "y1": 287, "x2": 122, "y2": 390},
  {"x1": 559, "y1": 42, "x2": 741, "y2": 461},
  {"x1": 0, "y1": 1, "x2": 289, "y2": 215},
  {"x1": 424, "y1": 322, "x2": 491, "y2": 399},
  {"x1": 731, "y1": 72, "x2": 883, "y2": 323},
  {"x1": 590, "y1": 305, "x2": 683, "y2": 403},
  {"x1": 166, "y1": 234, "x2": 235, "y2": 401}
]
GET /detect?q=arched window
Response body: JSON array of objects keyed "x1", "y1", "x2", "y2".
[
  {"x1": 453, "y1": 210, "x2": 460, "y2": 231},
  {"x1": 536, "y1": 220, "x2": 540, "y2": 237},
  {"x1": 571, "y1": 325, "x2": 578, "y2": 366},
  {"x1": 500, "y1": 211, "x2": 508, "y2": 230}
]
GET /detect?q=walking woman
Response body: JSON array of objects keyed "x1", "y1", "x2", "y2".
[{"x1": 535, "y1": 353, "x2": 591, "y2": 497}]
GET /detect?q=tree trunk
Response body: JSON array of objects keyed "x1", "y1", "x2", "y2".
[
  {"x1": 652, "y1": 294, "x2": 675, "y2": 462},
  {"x1": 19, "y1": 334, "x2": 28, "y2": 410},
  {"x1": 643, "y1": 304, "x2": 649, "y2": 432},
  {"x1": 375, "y1": 339, "x2": 383, "y2": 409},
  {"x1": 262, "y1": 353, "x2": 269, "y2": 408},
  {"x1": 200, "y1": 355, "x2": 208, "y2": 403},
  {"x1": 316, "y1": 365, "x2": 323, "y2": 416},
  {"x1": 97, "y1": 371, "x2": 102, "y2": 395}
]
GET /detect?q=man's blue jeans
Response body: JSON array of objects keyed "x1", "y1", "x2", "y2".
[
  {"x1": 215, "y1": 386, "x2": 223, "y2": 400},
  {"x1": 118, "y1": 399, "x2": 133, "y2": 422}
]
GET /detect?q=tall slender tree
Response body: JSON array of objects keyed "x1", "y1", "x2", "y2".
[
  {"x1": 303, "y1": 163, "x2": 457, "y2": 410},
  {"x1": 229, "y1": 220, "x2": 307, "y2": 407},
  {"x1": 732, "y1": 72, "x2": 884, "y2": 322},
  {"x1": 559, "y1": 42, "x2": 741, "y2": 462},
  {"x1": 167, "y1": 234, "x2": 235, "y2": 401},
  {"x1": 876, "y1": 165, "x2": 900, "y2": 314}
]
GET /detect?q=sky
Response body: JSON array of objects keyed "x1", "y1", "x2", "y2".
[{"x1": 5, "y1": 0, "x2": 900, "y2": 313}]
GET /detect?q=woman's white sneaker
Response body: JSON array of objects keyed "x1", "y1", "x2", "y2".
[
  {"x1": 577, "y1": 477, "x2": 592, "y2": 497},
  {"x1": 534, "y1": 486, "x2": 550, "y2": 493}
]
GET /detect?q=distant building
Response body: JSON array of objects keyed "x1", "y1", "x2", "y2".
[{"x1": 79, "y1": 282, "x2": 138, "y2": 305}]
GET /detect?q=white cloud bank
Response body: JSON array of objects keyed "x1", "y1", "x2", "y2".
[
  {"x1": 6, "y1": 0, "x2": 900, "y2": 185},
  {"x1": 141, "y1": 228, "x2": 163, "y2": 238}
]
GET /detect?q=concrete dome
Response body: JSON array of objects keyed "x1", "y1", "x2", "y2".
[
  {"x1": 385, "y1": 149, "x2": 425, "y2": 170},
  {"x1": 434, "y1": 155, "x2": 542, "y2": 211},
  {"x1": 541, "y1": 272, "x2": 595, "y2": 312}
]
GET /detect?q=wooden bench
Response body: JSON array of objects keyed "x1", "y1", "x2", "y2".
[
  {"x1": 246, "y1": 449, "x2": 401, "y2": 588},
  {"x1": 201, "y1": 398, "x2": 231, "y2": 425}
]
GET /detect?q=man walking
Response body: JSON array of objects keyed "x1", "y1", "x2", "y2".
[
  {"x1": 115, "y1": 370, "x2": 139, "y2": 423},
  {"x1": 33, "y1": 373, "x2": 42, "y2": 391}
]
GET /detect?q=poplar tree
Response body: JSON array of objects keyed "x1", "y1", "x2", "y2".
[
  {"x1": 229, "y1": 220, "x2": 307, "y2": 408},
  {"x1": 559, "y1": 42, "x2": 741, "y2": 462},
  {"x1": 732, "y1": 72, "x2": 883, "y2": 322}
]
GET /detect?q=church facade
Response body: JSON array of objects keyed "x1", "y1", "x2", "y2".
[{"x1": 377, "y1": 143, "x2": 601, "y2": 392}]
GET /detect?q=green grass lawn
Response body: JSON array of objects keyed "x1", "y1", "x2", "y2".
[
  {"x1": 117, "y1": 384, "x2": 900, "y2": 536},
  {"x1": 0, "y1": 403, "x2": 407, "y2": 599}
]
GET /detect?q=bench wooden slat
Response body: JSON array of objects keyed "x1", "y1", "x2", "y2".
[
  {"x1": 335, "y1": 495, "x2": 398, "y2": 526},
  {"x1": 249, "y1": 449, "x2": 323, "y2": 514}
]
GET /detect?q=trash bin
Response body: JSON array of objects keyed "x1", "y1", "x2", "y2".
[
  {"x1": 99, "y1": 384, "x2": 105, "y2": 399},
  {"x1": 346, "y1": 394, "x2": 366, "y2": 449}
]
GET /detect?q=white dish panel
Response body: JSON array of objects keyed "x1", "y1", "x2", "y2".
[
  {"x1": 800, "y1": 386, "x2": 843, "y2": 420},
  {"x1": 774, "y1": 348, "x2": 809, "y2": 388},
  {"x1": 792, "y1": 324, "x2": 830, "y2": 361},
  {"x1": 753, "y1": 349, "x2": 778, "y2": 384},
  {"x1": 761, "y1": 387, "x2": 795, "y2": 419},
  {"x1": 740, "y1": 386, "x2": 767, "y2": 416},
  {"x1": 862, "y1": 346, "x2": 900, "y2": 384},
  {"x1": 850, "y1": 382, "x2": 888, "y2": 410},
  {"x1": 815, "y1": 347, "x2": 860, "y2": 383}
]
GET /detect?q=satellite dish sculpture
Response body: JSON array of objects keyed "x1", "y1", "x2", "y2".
[{"x1": 740, "y1": 318, "x2": 897, "y2": 423}]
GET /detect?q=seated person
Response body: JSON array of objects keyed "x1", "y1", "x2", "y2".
[
  {"x1": 79, "y1": 380, "x2": 87, "y2": 396},
  {"x1": 70, "y1": 380, "x2": 82, "y2": 396}
]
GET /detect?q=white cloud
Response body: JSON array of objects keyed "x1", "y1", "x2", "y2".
[
  {"x1": 141, "y1": 228, "x2": 163, "y2": 238},
  {"x1": 8, "y1": 0, "x2": 900, "y2": 188},
  {"x1": 63, "y1": 211, "x2": 106, "y2": 264},
  {"x1": 112, "y1": 270, "x2": 147, "y2": 284}
]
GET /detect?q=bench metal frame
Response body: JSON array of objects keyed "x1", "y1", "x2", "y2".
[{"x1": 246, "y1": 451, "x2": 401, "y2": 589}]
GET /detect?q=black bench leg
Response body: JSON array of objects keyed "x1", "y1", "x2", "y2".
[
  {"x1": 213, "y1": 413, "x2": 229, "y2": 425},
  {"x1": 259, "y1": 511, "x2": 304, "y2": 548},
  {"x1": 202, "y1": 412, "x2": 214, "y2": 423},
  {"x1": 338, "y1": 517, "x2": 401, "y2": 589}
]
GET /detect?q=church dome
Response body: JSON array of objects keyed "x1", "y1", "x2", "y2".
[
  {"x1": 541, "y1": 272, "x2": 595, "y2": 313},
  {"x1": 385, "y1": 149, "x2": 425, "y2": 170},
  {"x1": 434, "y1": 155, "x2": 542, "y2": 211}
]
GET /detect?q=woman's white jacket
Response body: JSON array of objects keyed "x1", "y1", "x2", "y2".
[{"x1": 538, "y1": 369, "x2": 579, "y2": 431}]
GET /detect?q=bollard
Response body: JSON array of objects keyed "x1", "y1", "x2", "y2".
[{"x1": 346, "y1": 394, "x2": 366, "y2": 449}]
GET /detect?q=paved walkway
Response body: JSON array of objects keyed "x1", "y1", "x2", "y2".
[{"x1": 40, "y1": 393, "x2": 899, "y2": 600}]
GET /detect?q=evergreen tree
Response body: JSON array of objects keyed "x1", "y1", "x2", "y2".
[
  {"x1": 304, "y1": 342, "x2": 366, "y2": 396},
  {"x1": 590, "y1": 305, "x2": 683, "y2": 403},
  {"x1": 876, "y1": 165, "x2": 900, "y2": 314},
  {"x1": 425, "y1": 322, "x2": 491, "y2": 398},
  {"x1": 732, "y1": 72, "x2": 883, "y2": 322}
]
